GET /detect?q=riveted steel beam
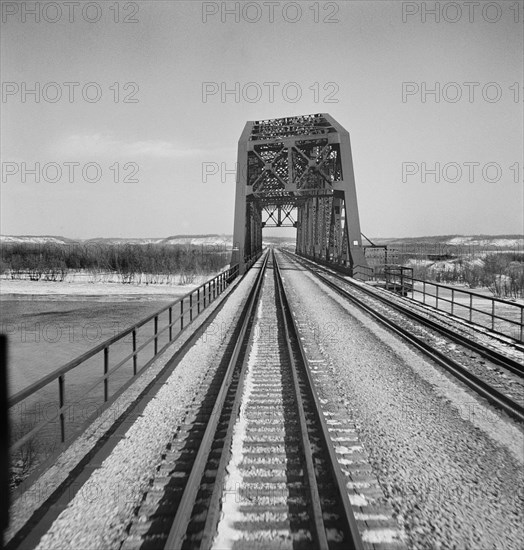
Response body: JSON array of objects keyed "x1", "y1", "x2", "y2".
[{"x1": 232, "y1": 114, "x2": 368, "y2": 275}]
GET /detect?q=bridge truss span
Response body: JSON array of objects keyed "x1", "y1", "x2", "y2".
[{"x1": 232, "y1": 113, "x2": 368, "y2": 274}]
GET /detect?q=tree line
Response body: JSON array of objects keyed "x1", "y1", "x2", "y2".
[
  {"x1": 411, "y1": 252, "x2": 524, "y2": 299},
  {"x1": 0, "y1": 242, "x2": 229, "y2": 284}
]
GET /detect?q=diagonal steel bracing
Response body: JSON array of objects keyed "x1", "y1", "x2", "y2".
[{"x1": 232, "y1": 113, "x2": 368, "y2": 274}]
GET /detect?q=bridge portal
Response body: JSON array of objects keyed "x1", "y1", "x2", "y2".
[{"x1": 231, "y1": 113, "x2": 368, "y2": 274}]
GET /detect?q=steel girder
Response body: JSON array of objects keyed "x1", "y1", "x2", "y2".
[
  {"x1": 262, "y1": 203, "x2": 297, "y2": 228},
  {"x1": 232, "y1": 114, "x2": 368, "y2": 274}
]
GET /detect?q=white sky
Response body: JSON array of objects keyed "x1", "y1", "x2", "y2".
[{"x1": 1, "y1": 0, "x2": 523, "y2": 239}]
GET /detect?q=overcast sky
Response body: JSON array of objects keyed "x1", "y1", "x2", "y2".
[{"x1": 1, "y1": 0, "x2": 523, "y2": 239}]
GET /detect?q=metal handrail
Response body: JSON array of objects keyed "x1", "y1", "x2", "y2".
[
  {"x1": 9, "y1": 268, "x2": 237, "y2": 408},
  {"x1": 377, "y1": 266, "x2": 523, "y2": 341},
  {"x1": 8, "y1": 262, "x2": 246, "y2": 453},
  {"x1": 412, "y1": 277, "x2": 524, "y2": 308},
  {"x1": 411, "y1": 280, "x2": 523, "y2": 340}
]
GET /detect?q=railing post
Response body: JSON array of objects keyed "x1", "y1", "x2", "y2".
[
  {"x1": 520, "y1": 308, "x2": 523, "y2": 342},
  {"x1": 58, "y1": 375, "x2": 65, "y2": 443},
  {"x1": 180, "y1": 300, "x2": 184, "y2": 331},
  {"x1": 189, "y1": 294, "x2": 193, "y2": 322},
  {"x1": 154, "y1": 316, "x2": 158, "y2": 355},
  {"x1": 169, "y1": 307, "x2": 173, "y2": 341},
  {"x1": 132, "y1": 329, "x2": 137, "y2": 375},
  {"x1": 451, "y1": 289, "x2": 454, "y2": 315},
  {"x1": 203, "y1": 283, "x2": 207, "y2": 308},
  {"x1": 104, "y1": 347, "x2": 109, "y2": 402},
  {"x1": 197, "y1": 288, "x2": 201, "y2": 314}
]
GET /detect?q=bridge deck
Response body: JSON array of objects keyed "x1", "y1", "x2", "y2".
[{"x1": 5, "y1": 251, "x2": 524, "y2": 550}]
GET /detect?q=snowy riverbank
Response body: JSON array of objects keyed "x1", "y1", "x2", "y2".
[{"x1": 0, "y1": 273, "x2": 218, "y2": 300}]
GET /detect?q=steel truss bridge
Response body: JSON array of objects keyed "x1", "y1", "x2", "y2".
[{"x1": 231, "y1": 113, "x2": 368, "y2": 274}]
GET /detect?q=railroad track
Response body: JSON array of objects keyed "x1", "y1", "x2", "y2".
[
  {"x1": 121, "y1": 250, "x2": 364, "y2": 550},
  {"x1": 282, "y1": 249, "x2": 524, "y2": 424}
]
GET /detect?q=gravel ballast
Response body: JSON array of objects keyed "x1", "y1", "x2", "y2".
[
  {"x1": 278, "y1": 251, "x2": 524, "y2": 550},
  {"x1": 29, "y1": 262, "x2": 262, "y2": 550},
  {"x1": 293, "y1": 254, "x2": 524, "y2": 401}
]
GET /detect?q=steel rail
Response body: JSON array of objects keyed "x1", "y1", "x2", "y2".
[
  {"x1": 273, "y1": 251, "x2": 329, "y2": 550},
  {"x1": 5, "y1": 258, "x2": 265, "y2": 550},
  {"x1": 7, "y1": 256, "x2": 271, "y2": 457},
  {"x1": 163, "y1": 252, "x2": 269, "y2": 549},
  {"x1": 198, "y1": 348, "x2": 251, "y2": 550},
  {"x1": 285, "y1": 252, "x2": 524, "y2": 424},
  {"x1": 273, "y1": 250, "x2": 364, "y2": 550},
  {"x1": 290, "y1": 252, "x2": 523, "y2": 377}
]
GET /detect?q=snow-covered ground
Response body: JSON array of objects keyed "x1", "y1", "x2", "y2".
[
  {"x1": 0, "y1": 274, "x2": 216, "y2": 299},
  {"x1": 444, "y1": 236, "x2": 523, "y2": 248},
  {"x1": 0, "y1": 235, "x2": 82, "y2": 245}
]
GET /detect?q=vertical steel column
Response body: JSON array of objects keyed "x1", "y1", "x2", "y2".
[
  {"x1": 330, "y1": 116, "x2": 367, "y2": 270},
  {"x1": 58, "y1": 375, "x2": 65, "y2": 442},
  {"x1": 132, "y1": 329, "x2": 137, "y2": 375},
  {"x1": 103, "y1": 347, "x2": 109, "y2": 402},
  {"x1": 296, "y1": 206, "x2": 303, "y2": 254},
  {"x1": 231, "y1": 126, "x2": 250, "y2": 272},
  {"x1": 308, "y1": 198, "x2": 315, "y2": 257},
  {"x1": 154, "y1": 316, "x2": 158, "y2": 354}
]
